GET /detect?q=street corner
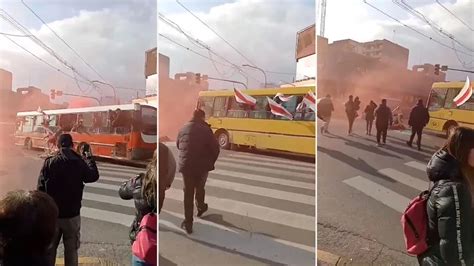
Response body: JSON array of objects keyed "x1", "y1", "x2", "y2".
[
  {"x1": 318, "y1": 250, "x2": 352, "y2": 265},
  {"x1": 55, "y1": 257, "x2": 120, "y2": 266}
]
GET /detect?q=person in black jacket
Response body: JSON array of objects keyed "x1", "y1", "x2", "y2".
[
  {"x1": 318, "y1": 94, "x2": 334, "y2": 134},
  {"x1": 0, "y1": 190, "x2": 58, "y2": 266},
  {"x1": 407, "y1": 99, "x2": 430, "y2": 151},
  {"x1": 177, "y1": 109, "x2": 220, "y2": 234},
  {"x1": 364, "y1": 101, "x2": 377, "y2": 136},
  {"x1": 374, "y1": 99, "x2": 393, "y2": 146},
  {"x1": 345, "y1": 95, "x2": 356, "y2": 135},
  {"x1": 37, "y1": 134, "x2": 99, "y2": 266},
  {"x1": 119, "y1": 149, "x2": 157, "y2": 242},
  {"x1": 419, "y1": 127, "x2": 474, "y2": 265}
]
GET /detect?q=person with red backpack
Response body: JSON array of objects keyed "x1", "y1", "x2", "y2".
[
  {"x1": 402, "y1": 127, "x2": 474, "y2": 265},
  {"x1": 119, "y1": 150, "x2": 157, "y2": 265}
]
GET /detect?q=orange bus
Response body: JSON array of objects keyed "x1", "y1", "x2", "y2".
[{"x1": 14, "y1": 100, "x2": 156, "y2": 160}]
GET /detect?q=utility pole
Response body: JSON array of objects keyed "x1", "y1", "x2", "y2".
[
  {"x1": 320, "y1": 0, "x2": 327, "y2": 37},
  {"x1": 242, "y1": 64, "x2": 267, "y2": 88},
  {"x1": 91, "y1": 80, "x2": 118, "y2": 104}
]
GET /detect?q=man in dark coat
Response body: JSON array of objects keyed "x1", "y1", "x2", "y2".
[
  {"x1": 37, "y1": 134, "x2": 99, "y2": 266},
  {"x1": 345, "y1": 95, "x2": 357, "y2": 135},
  {"x1": 318, "y1": 94, "x2": 335, "y2": 134},
  {"x1": 374, "y1": 99, "x2": 393, "y2": 146},
  {"x1": 407, "y1": 99, "x2": 430, "y2": 151},
  {"x1": 177, "y1": 109, "x2": 220, "y2": 234}
]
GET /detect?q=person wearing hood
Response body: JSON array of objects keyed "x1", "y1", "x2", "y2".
[
  {"x1": 407, "y1": 99, "x2": 430, "y2": 151},
  {"x1": 418, "y1": 127, "x2": 474, "y2": 265},
  {"x1": 37, "y1": 133, "x2": 99, "y2": 266},
  {"x1": 374, "y1": 99, "x2": 393, "y2": 146}
]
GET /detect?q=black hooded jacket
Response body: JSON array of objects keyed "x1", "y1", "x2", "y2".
[
  {"x1": 37, "y1": 148, "x2": 99, "y2": 218},
  {"x1": 418, "y1": 149, "x2": 474, "y2": 265}
]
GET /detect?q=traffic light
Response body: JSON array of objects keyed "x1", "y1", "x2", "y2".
[
  {"x1": 434, "y1": 64, "x2": 440, "y2": 75},
  {"x1": 50, "y1": 89, "x2": 55, "y2": 100},
  {"x1": 195, "y1": 73, "x2": 201, "y2": 84}
]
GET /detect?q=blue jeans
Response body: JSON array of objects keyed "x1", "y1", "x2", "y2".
[{"x1": 132, "y1": 255, "x2": 153, "y2": 266}]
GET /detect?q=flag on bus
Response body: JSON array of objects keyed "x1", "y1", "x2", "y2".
[
  {"x1": 275, "y1": 93, "x2": 293, "y2": 102},
  {"x1": 234, "y1": 88, "x2": 256, "y2": 106},
  {"x1": 453, "y1": 77, "x2": 472, "y2": 107},
  {"x1": 303, "y1": 91, "x2": 316, "y2": 111},
  {"x1": 267, "y1": 97, "x2": 293, "y2": 120}
]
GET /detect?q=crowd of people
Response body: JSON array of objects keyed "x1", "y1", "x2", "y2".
[{"x1": 318, "y1": 95, "x2": 431, "y2": 150}]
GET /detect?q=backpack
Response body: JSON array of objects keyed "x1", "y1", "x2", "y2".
[
  {"x1": 132, "y1": 212, "x2": 157, "y2": 264},
  {"x1": 401, "y1": 186, "x2": 435, "y2": 255}
]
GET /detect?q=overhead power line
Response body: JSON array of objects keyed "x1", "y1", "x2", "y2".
[
  {"x1": 435, "y1": 0, "x2": 473, "y2": 32},
  {"x1": 175, "y1": 0, "x2": 258, "y2": 67},
  {"x1": 21, "y1": 0, "x2": 107, "y2": 82},
  {"x1": 363, "y1": 1, "x2": 472, "y2": 57}
]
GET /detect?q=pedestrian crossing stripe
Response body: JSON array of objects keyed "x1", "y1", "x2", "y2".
[
  {"x1": 219, "y1": 156, "x2": 315, "y2": 172},
  {"x1": 217, "y1": 160, "x2": 314, "y2": 180},
  {"x1": 228, "y1": 153, "x2": 315, "y2": 168},
  {"x1": 160, "y1": 211, "x2": 315, "y2": 265},
  {"x1": 342, "y1": 160, "x2": 429, "y2": 214}
]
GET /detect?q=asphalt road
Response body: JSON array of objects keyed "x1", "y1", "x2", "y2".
[
  {"x1": 317, "y1": 118, "x2": 445, "y2": 265},
  {"x1": 159, "y1": 143, "x2": 316, "y2": 266},
  {"x1": 0, "y1": 129, "x2": 146, "y2": 265}
]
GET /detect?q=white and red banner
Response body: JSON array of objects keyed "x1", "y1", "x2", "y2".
[
  {"x1": 453, "y1": 77, "x2": 472, "y2": 107},
  {"x1": 303, "y1": 91, "x2": 316, "y2": 112},
  {"x1": 275, "y1": 93, "x2": 293, "y2": 102},
  {"x1": 266, "y1": 97, "x2": 293, "y2": 120},
  {"x1": 234, "y1": 88, "x2": 256, "y2": 106}
]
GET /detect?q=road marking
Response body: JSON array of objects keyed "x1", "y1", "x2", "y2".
[
  {"x1": 81, "y1": 207, "x2": 134, "y2": 227},
  {"x1": 99, "y1": 176, "x2": 128, "y2": 183},
  {"x1": 174, "y1": 176, "x2": 315, "y2": 205},
  {"x1": 166, "y1": 188, "x2": 315, "y2": 231},
  {"x1": 83, "y1": 192, "x2": 134, "y2": 208},
  {"x1": 343, "y1": 176, "x2": 410, "y2": 213},
  {"x1": 98, "y1": 169, "x2": 139, "y2": 179},
  {"x1": 98, "y1": 163, "x2": 144, "y2": 171},
  {"x1": 405, "y1": 161, "x2": 427, "y2": 172},
  {"x1": 378, "y1": 168, "x2": 428, "y2": 191},
  {"x1": 228, "y1": 153, "x2": 315, "y2": 167},
  {"x1": 219, "y1": 157, "x2": 315, "y2": 172},
  {"x1": 159, "y1": 212, "x2": 315, "y2": 265},
  {"x1": 161, "y1": 210, "x2": 239, "y2": 234},
  {"x1": 213, "y1": 169, "x2": 314, "y2": 190},
  {"x1": 98, "y1": 166, "x2": 142, "y2": 174},
  {"x1": 216, "y1": 161, "x2": 314, "y2": 180}
]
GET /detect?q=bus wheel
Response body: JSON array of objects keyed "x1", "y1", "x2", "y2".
[
  {"x1": 25, "y1": 138, "x2": 32, "y2": 150},
  {"x1": 217, "y1": 131, "x2": 230, "y2": 150},
  {"x1": 445, "y1": 123, "x2": 457, "y2": 138}
]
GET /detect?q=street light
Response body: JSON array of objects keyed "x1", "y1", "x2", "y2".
[
  {"x1": 242, "y1": 64, "x2": 267, "y2": 88},
  {"x1": 91, "y1": 80, "x2": 118, "y2": 104}
]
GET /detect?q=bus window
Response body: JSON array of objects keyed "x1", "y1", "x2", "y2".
[
  {"x1": 428, "y1": 88, "x2": 447, "y2": 112},
  {"x1": 458, "y1": 93, "x2": 474, "y2": 111},
  {"x1": 250, "y1": 96, "x2": 268, "y2": 119},
  {"x1": 444, "y1": 88, "x2": 459, "y2": 109},
  {"x1": 33, "y1": 115, "x2": 44, "y2": 132},
  {"x1": 112, "y1": 110, "x2": 133, "y2": 134},
  {"x1": 227, "y1": 97, "x2": 248, "y2": 118},
  {"x1": 141, "y1": 106, "x2": 157, "y2": 135},
  {"x1": 294, "y1": 96, "x2": 304, "y2": 120},
  {"x1": 198, "y1": 97, "x2": 214, "y2": 119},
  {"x1": 213, "y1": 97, "x2": 227, "y2": 117}
]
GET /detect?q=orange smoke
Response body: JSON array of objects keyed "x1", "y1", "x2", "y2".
[{"x1": 68, "y1": 98, "x2": 98, "y2": 108}]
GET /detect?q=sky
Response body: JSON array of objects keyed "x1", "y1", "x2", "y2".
[
  {"x1": 0, "y1": 0, "x2": 156, "y2": 105},
  {"x1": 158, "y1": 0, "x2": 315, "y2": 89},
  {"x1": 321, "y1": 0, "x2": 474, "y2": 82}
]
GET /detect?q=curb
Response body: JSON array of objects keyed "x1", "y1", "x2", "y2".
[{"x1": 55, "y1": 257, "x2": 119, "y2": 266}]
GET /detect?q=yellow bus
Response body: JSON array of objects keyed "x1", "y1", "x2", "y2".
[
  {"x1": 426, "y1": 80, "x2": 474, "y2": 137},
  {"x1": 197, "y1": 86, "x2": 315, "y2": 156}
]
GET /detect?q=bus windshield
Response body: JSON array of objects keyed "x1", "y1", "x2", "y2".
[{"x1": 141, "y1": 106, "x2": 157, "y2": 135}]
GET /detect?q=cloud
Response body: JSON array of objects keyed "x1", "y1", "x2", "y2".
[
  {"x1": 324, "y1": 0, "x2": 473, "y2": 81},
  {"x1": 0, "y1": 1, "x2": 156, "y2": 103},
  {"x1": 159, "y1": 0, "x2": 315, "y2": 89}
]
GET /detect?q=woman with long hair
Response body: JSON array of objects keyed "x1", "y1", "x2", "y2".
[
  {"x1": 119, "y1": 149, "x2": 157, "y2": 266},
  {"x1": 418, "y1": 127, "x2": 474, "y2": 265},
  {"x1": 0, "y1": 190, "x2": 58, "y2": 266}
]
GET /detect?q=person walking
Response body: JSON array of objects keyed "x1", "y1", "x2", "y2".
[
  {"x1": 318, "y1": 94, "x2": 334, "y2": 134},
  {"x1": 345, "y1": 95, "x2": 357, "y2": 135},
  {"x1": 418, "y1": 127, "x2": 474, "y2": 265},
  {"x1": 374, "y1": 99, "x2": 393, "y2": 147},
  {"x1": 364, "y1": 101, "x2": 377, "y2": 135},
  {"x1": 37, "y1": 134, "x2": 99, "y2": 266},
  {"x1": 407, "y1": 99, "x2": 430, "y2": 151},
  {"x1": 158, "y1": 142, "x2": 176, "y2": 213},
  {"x1": 177, "y1": 109, "x2": 220, "y2": 234},
  {"x1": 0, "y1": 190, "x2": 58, "y2": 266},
  {"x1": 354, "y1": 96, "x2": 361, "y2": 118},
  {"x1": 119, "y1": 149, "x2": 157, "y2": 265}
]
